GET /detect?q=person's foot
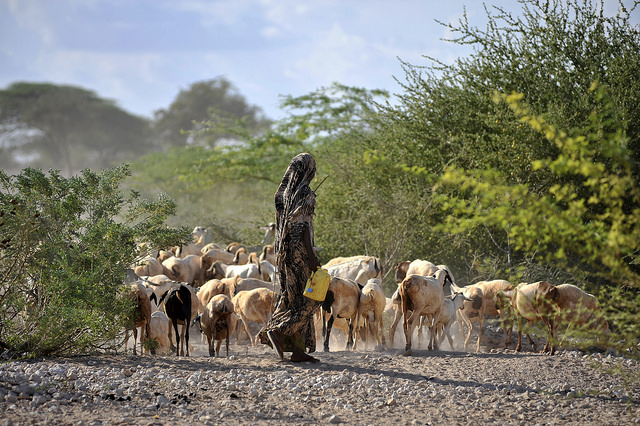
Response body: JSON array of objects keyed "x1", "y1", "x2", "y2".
[
  {"x1": 267, "y1": 330, "x2": 284, "y2": 361},
  {"x1": 290, "y1": 349, "x2": 319, "y2": 363}
]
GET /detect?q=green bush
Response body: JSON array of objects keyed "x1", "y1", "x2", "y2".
[{"x1": 0, "y1": 165, "x2": 187, "y2": 357}]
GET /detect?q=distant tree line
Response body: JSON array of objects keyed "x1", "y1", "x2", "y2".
[{"x1": 0, "y1": 77, "x2": 271, "y2": 176}]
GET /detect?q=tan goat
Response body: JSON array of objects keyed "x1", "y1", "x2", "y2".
[
  {"x1": 232, "y1": 288, "x2": 277, "y2": 345},
  {"x1": 124, "y1": 282, "x2": 153, "y2": 355},
  {"x1": 512, "y1": 281, "x2": 559, "y2": 354},
  {"x1": 148, "y1": 311, "x2": 173, "y2": 355},
  {"x1": 389, "y1": 262, "x2": 455, "y2": 347},
  {"x1": 399, "y1": 269, "x2": 453, "y2": 354},
  {"x1": 452, "y1": 279, "x2": 514, "y2": 352},
  {"x1": 554, "y1": 283, "x2": 610, "y2": 346},
  {"x1": 134, "y1": 257, "x2": 165, "y2": 278},
  {"x1": 196, "y1": 294, "x2": 238, "y2": 357},
  {"x1": 356, "y1": 278, "x2": 387, "y2": 349},
  {"x1": 197, "y1": 277, "x2": 240, "y2": 307},
  {"x1": 321, "y1": 276, "x2": 361, "y2": 352},
  {"x1": 162, "y1": 254, "x2": 208, "y2": 287}
]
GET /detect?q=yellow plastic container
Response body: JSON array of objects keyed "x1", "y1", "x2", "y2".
[{"x1": 303, "y1": 268, "x2": 331, "y2": 301}]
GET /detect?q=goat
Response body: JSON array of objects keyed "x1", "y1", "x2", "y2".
[
  {"x1": 124, "y1": 282, "x2": 154, "y2": 355},
  {"x1": 197, "y1": 277, "x2": 239, "y2": 307},
  {"x1": 133, "y1": 257, "x2": 165, "y2": 278},
  {"x1": 207, "y1": 261, "x2": 261, "y2": 280},
  {"x1": 452, "y1": 279, "x2": 514, "y2": 352},
  {"x1": 159, "y1": 283, "x2": 193, "y2": 356},
  {"x1": 176, "y1": 226, "x2": 211, "y2": 257},
  {"x1": 399, "y1": 269, "x2": 452, "y2": 354},
  {"x1": 259, "y1": 244, "x2": 276, "y2": 265},
  {"x1": 394, "y1": 260, "x2": 411, "y2": 284},
  {"x1": 324, "y1": 255, "x2": 384, "y2": 286},
  {"x1": 148, "y1": 311, "x2": 173, "y2": 355},
  {"x1": 356, "y1": 278, "x2": 387, "y2": 349},
  {"x1": 554, "y1": 283, "x2": 610, "y2": 347},
  {"x1": 194, "y1": 294, "x2": 238, "y2": 357},
  {"x1": 321, "y1": 276, "x2": 361, "y2": 352},
  {"x1": 232, "y1": 288, "x2": 277, "y2": 345},
  {"x1": 389, "y1": 263, "x2": 454, "y2": 347},
  {"x1": 162, "y1": 254, "x2": 208, "y2": 287},
  {"x1": 434, "y1": 292, "x2": 471, "y2": 350},
  {"x1": 202, "y1": 248, "x2": 236, "y2": 265},
  {"x1": 512, "y1": 281, "x2": 559, "y2": 355}
]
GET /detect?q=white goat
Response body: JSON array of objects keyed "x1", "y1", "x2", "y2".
[
  {"x1": 324, "y1": 255, "x2": 383, "y2": 286},
  {"x1": 434, "y1": 292, "x2": 470, "y2": 350}
]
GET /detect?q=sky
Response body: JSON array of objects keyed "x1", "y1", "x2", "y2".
[{"x1": 0, "y1": 0, "x2": 636, "y2": 121}]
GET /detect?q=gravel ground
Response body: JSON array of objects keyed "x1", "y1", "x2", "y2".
[{"x1": 0, "y1": 328, "x2": 638, "y2": 425}]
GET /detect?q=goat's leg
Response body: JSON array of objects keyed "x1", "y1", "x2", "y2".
[
  {"x1": 389, "y1": 305, "x2": 402, "y2": 347},
  {"x1": 225, "y1": 324, "x2": 230, "y2": 357},
  {"x1": 404, "y1": 312, "x2": 419, "y2": 353},
  {"x1": 324, "y1": 316, "x2": 334, "y2": 352},
  {"x1": 542, "y1": 320, "x2": 555, "y2": 355},
  {"x1": 417, "y1": 316, "x2": 425, "y2": 349},
  {"x1": 515, "y1": 314, "x2": 523, "y2": 352},
  {"x1": 321, "y1": 309, "x2": 328, "y2": 339},
  {"x1": 346, "y1": 318, "x2": 355, "y2": 351},
  {"x1": 207, "y1": 335, "x2": 215, "y2": 357},
  {"x1": 464, "y1": 319, "x2": 474, "y2": 350},
  {"x1": 123, "y1": 329, "x2": 131, "y2": 354},
  {"x1": 445, "y1": 326, "x2": 455, "y2": 351},
  {"x1": 499, "y1": 312, "x2": 513, "y2": 348},
  {"x1": 241, "y1": 316, "x2": 253, "y2": 346},
  {"x1": 184, "y1": 321, "x2": 190, "y2": 357},
  {"x1": 171, "y1": 320, "x2": 180, "y2": 356},
  {"x1": 476, "y1": 310, "x2": 485, "y2": 353},
  {"x1": 133, "y1": 327, "x2": 138, "y2": 356}
]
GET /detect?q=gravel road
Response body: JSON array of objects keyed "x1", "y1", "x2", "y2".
[{"x1": 1, "y1": 331, "x2": 638, "y2": 425}]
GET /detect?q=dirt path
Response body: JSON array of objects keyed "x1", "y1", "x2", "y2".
[{"x1": 1, "y1": 334, "x2": 638, "y2": 425}]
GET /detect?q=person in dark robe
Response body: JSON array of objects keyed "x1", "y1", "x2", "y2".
[{"x1": 260, "y1": 152, "x2": 322, "y2": 362}]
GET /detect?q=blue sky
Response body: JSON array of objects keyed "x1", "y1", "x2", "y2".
[{"x1": 1, "y1": 1, "x2": 636, "y2": 120}]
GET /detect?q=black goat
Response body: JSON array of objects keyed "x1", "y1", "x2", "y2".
[{"x1": 159, "y1": 283, "x2": 192, "y2": 356}]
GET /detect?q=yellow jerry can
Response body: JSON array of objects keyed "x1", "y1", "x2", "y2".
[{"x1": 303, "y1": 268, "x2": 331, "y2": 301}]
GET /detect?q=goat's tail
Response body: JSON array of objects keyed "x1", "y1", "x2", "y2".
[{"x1": 399, "y1": 278, "x2": 413, "y2": 313}]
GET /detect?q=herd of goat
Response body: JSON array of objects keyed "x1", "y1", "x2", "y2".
[{"x1": 124, "y1": 225, "x2": 610, "y2": 358}]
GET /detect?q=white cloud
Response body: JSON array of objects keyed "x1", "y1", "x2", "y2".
[
  {"x1": 168, "y1": 0, "x2": 255, "y2": 27},
  {"x1": 285, "y1": 23, "x2": 367, "y2": 84},
  {"x1": 7, "y1": 0, "x2": 56, "y2": 45},
  {"x1": 260, "y1": 25, "x2": 281, "y2": 39}
]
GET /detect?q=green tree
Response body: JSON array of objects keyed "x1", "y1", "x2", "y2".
[
  {"x1": 152, "y1": 77, "x2": 271, "y2": 148},
  {"x1": 0, "y1": 82, "x2": 152, "y2": 175},
  {"x1": 436, "y1": 87, "x2": 640, "y2": 351},
  {"x1": 349, "y1": 0, "x2": 640, "y2": 283},
  {"x1": 0, "y1": 165, "x2": 188, "y2": 357}
]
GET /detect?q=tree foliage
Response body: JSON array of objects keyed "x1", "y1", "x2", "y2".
[
  {"x1": 152, "y1": 77, "x2": 271, "y2": 148},
  {"x1": 0, "y1": 165, "x2": 188, "y2": 357},
  {"x1": 0, "y1": 82, "x2": 152, "y2": 176}
]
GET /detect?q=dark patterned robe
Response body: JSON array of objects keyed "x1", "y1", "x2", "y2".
[{"x1": 264, "y1": 153, "x2": 320, "y2": 352}]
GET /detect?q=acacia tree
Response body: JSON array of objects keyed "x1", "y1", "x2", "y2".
[
  {"x1": 0, "y1": 82, "x2": 151, "y2": 175},
  {"x1": 152, "y1": 77, "x2": 271, "y2": 148}
]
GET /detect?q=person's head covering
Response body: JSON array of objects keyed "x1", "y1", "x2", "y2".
[{"x1": 274, "y1": 153, "x2": 316, "y2": 227}]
